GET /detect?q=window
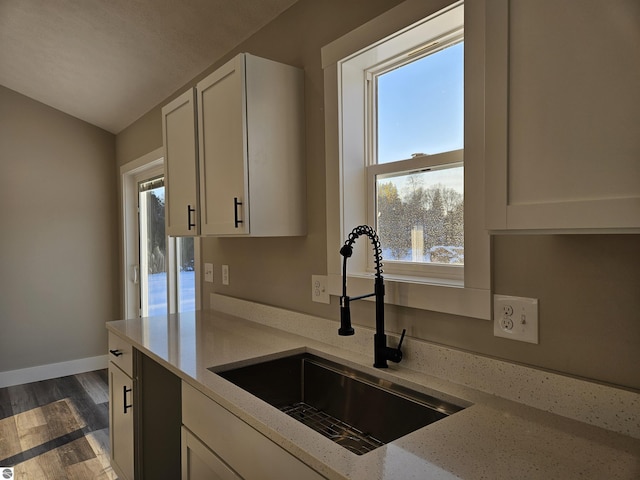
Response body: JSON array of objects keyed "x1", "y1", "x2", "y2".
[
  {"x1": 367, "y1": 31, "x2": 464, "y2": 280},
  {"x1": 322, "y1": 0, "x2": 491, "y2": 318}
]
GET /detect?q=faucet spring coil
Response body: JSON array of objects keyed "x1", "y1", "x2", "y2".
[{"x1": 343, "y1": 225, "x2": 384, "y2": 277}]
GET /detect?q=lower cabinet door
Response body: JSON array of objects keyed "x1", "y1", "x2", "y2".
[
  {"x1": 182, "y1": 427, "x2": 242, "y2": 480},
  {"x1": 109, "y1": 364, "x2": 134, "y2": 480}
]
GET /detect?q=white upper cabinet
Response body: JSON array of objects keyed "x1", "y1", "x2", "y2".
[
  {"x1": 197, "y1": 53, "x2": 306, "y2": 236},
  {"x1": 485, "y1": 0, "x2": 640, "y2": 232},
  {"x1": 162, "y1": 89, "x2": 200, "y2": 236}
]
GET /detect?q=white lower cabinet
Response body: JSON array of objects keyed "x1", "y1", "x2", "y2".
[
  {"x1": 182, "y1": 382, "x2": 325, "y2": 480},
  {"x1": 109, "y1": 363, "x2": 134, "y2": 480},
  {"x1": 182, "y1": 427, "x2": 242, "y2": 480}
]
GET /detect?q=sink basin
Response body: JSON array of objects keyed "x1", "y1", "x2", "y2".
[{"x1": 211, "y1": 353, "x2": 465, "y2": 455}]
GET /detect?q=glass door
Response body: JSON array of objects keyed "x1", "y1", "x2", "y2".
[
  {"x1": 121, "y1": 151, "x2": 199, "y2": 319},
  {"x1": 139, "y1": 176, "x2": 167, "y2": 317},
  {"x1": 176, "y1": 237, "x2": 196, "y2": 312},
  {"x1": 139, "y1": 178, "x2": 196, "y2": 316}
]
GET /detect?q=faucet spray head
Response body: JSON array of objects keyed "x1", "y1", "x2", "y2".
[{"x1": 339, "y1": 244, "x2": 353, "y2": 258}]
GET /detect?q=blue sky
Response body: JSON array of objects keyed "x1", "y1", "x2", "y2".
[
  {"x1": 377, "y1": 41, "x2": 464, "y2": 163},
  {"x1": 376, "y1": 41, "x2": 464, "y2": 196}
]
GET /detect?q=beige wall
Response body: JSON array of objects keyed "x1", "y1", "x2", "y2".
[
  {"x1": 0, "y1": 86, "x2": 117, "y2": 372},
  {"x1": 116, "y1": 0, "x2": 640, "y2": 390}
]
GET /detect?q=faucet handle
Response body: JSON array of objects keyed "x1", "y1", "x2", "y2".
[
  {"x1": 397, "y1": 328, "x2": 406, "y2": 351},
  {"x1": 384, "y1": 329, "x2": 407, "y2": 364}
]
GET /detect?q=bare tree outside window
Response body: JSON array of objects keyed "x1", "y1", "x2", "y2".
[{"x1": 377, "y1": 166, "x2": 463, "y2": 265}]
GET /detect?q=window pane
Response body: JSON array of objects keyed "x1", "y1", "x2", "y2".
[
  {"x1": 177, "y1": 237, "x2": 195, "y2": 312},
  {"x1": 377, "y1": 42, "x2": 463, "y2": 164},
  {"x1": 376, "y1": 165, "x2": 463, "y2": 264}
]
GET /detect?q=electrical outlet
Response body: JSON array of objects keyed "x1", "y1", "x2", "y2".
[
  {"x1": 222, "y1": 265, "x2": 229, "y2": 285},
  {"x1": 204, "y1": 263, "x2": 214, "y2": 283},
  {"x1": 493, "y1": 294, "x2": 539, "y2": 344},
  {"x1": 311, "y1": 275, "x2": 330, "y2": 304}
]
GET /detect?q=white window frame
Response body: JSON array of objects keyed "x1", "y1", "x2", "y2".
[
  {"x1": 364, "y1": 25, "x2": 464, "y2": 281},
  {"x1": 120, "y1": 147, "x2": 201, "y2": 319},
  {"x1": 322, "y1": 0, "x2": 491, "y2": 319}
]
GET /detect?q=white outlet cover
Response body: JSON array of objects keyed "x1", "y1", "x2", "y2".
[
  {"x1": 204, "y1": 263, "x2": 214, "y2": 283},
  {"x1": 311, "y1": 275, "x2": 330, "y2": 304},
  {"x1": 493, "y1": 294, "x2": 539, "y2": 344}
]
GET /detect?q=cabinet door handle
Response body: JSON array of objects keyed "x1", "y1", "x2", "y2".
[
  {"x1": 109, "y1": 349, "x2": 123, "y2": 357},
  {"x1": 234, "y1": 197, "x2": 243, "y2": 228},
  {"x1": 123, "y1": 386, "x2": 133, "y2": 414},
  {"x1": 187, "y1": 205, "x2": 196, "y2": 230}
]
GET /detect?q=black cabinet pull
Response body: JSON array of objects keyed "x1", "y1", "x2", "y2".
[
  {"x1": 123, "y1": 386, "x2": 133, "y2": 414},
  {"x1": 187, "y1": 205, "x2": 196, "y2": 230},
  {"x1": 234, "y1": 197, "x2": 243, "y2": 228},
  {"x1": 109, "y1": 349, "x2": 123, "y2": 357}
]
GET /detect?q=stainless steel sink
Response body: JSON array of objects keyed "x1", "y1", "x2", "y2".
[{"x1": 211, "y1": 353, "x2": 466, "y2": 455}]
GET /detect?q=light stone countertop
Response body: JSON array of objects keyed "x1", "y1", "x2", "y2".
[{"x1": 106, "y1": 301, "x2": 640, "y2": 480}]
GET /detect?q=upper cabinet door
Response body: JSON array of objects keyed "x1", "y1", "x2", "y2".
[
  {"x1": 163, "y1": 89, "x2": 200, "y2": 236},
  {"x1": 198, "y1": 55, "x2": 249, "y2": 236},
  {"x1": 198, "y1": 53, "x2": 306, "y2": 237},
  {"x1": 485, "y1": 0, "x2": 640, "y2": 232}
]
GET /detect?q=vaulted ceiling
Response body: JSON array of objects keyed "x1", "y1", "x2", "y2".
[{"x1": 0, "y1": 0, "x2": 298, "y2": 133}]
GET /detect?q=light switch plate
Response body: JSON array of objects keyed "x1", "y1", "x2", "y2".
[{"x1": 493, "y1": 294, "x2": 539, "y2": 344}]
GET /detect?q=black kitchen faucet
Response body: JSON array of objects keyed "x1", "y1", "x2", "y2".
[{"x1": 338, "y1": 225, "x2": 406, "y2": 368}]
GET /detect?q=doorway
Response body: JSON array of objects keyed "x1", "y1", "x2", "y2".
[{"x1": 121, "y1": 148, "x2": 199, "y2": 318}]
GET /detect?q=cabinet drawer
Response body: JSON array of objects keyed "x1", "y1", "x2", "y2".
[
  {"x1": 108, "y1": 332, "x2": 134, "y2": 377},
  {"x1": 182, "y1": 382, "x2": 325, "y2": 480}
]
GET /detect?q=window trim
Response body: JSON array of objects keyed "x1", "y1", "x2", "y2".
[{"x1": 322, "y1": 0, "x2": 491, "y2": 319}]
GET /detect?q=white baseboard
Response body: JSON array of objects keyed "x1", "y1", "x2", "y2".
[{"x1": 0, "y1": 355, "x2": 109, "y2": 388}]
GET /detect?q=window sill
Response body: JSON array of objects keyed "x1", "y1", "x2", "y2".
[{"x1": 328, "y1": 273, "x2": 491, "y2": 320}]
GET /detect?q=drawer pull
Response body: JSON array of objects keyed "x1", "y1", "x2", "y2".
[
  {"x1": 109, "y1": 349, "x2": 123, "y2": 357},
  {"x1": 124, "y1": 386, "x2": 133, "y2": 414}
]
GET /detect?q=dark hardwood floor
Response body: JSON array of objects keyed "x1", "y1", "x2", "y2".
[{"x1": 0, "y1": 369, "x2": 117, "y2": 479}]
